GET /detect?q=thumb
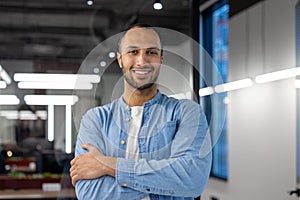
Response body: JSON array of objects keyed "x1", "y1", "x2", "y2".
[
  {"x1": 81, "y1": 143, "x2": 100, "y2": 155},
  {"x1": 81, "y1": 143, "x2": 93, "y2": 151}
]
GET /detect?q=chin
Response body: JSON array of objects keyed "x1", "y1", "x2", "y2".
[{"x1": 136, "y1": 83, "x2": 155, "y2": 90}]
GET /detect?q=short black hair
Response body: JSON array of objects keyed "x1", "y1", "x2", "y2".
[{"x1": 117, "y1": 23, "x2": 163, "y2": 55}]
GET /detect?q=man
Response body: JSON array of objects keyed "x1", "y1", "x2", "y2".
[{"x1": 70, "y1": 24, "x2": 211, "y2": 200}]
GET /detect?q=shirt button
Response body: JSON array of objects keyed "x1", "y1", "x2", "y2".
[
  {"x1": 125, "y1": 117, "x2": 130, "y2": 122},
  {"x1": 122, "y1": 183, "x2": 128, "y2": 187},
  {"x1": 120, "y1": 140, "x2": 125, "y2": 145}
]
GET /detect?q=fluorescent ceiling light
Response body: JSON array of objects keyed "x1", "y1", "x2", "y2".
[
  {"x1": 0, "y1": 110, "x2": 42, "y2": 120},
  {"x1": 0, "y1": 81, "x2": 7, "y2": 89},
  {"x1": 19, "y1": 116, "x2": 37, "y2": 120},
  {"x1": 36, "y1": 110, "x2": 47, "y2": 120},
  {"x1": 255, "y1": 67, "x2": 300, "y2": 83},
  {"x1": 0, "y1": 70, "x2": 12, "y2": 85},
  {"x1": 14, "y1": 73, "x2": 100, "y2": 83},
  {"x1": 18, "y1": 81, "x2": 93, "y2": 90},
  {"x1": 0, "y1": 95, "x2": 20, "y2": 105},
  {"x1": 0, "y1": 64, "x2": 12, "y2": 84},
  {"x1": 24, "y1": 95, "x2": 79, "y2": 105},
  {"x1": 199, "y1": 87, "x2": 214, "y2": 97},
  {"x1": 65, "y1": 104, "x2": 72, "y2": 154},
  {"x1": 0, "y1": 110, "x2": 18, "y2": 119},
  {"x1": 215, "y1": 78, "x2": 253, "y2": 93},
  {"x1": 47, "y1": 105, "x2": 54, "y2": 142},
  {"x1": 17, "y1": 111, "x2": 38, "y2": 120},
  {"x1": 19, "y1": 110, "x2": 33, "y2": 115}
]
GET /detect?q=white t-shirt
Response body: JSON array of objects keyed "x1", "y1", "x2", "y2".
[{"x1": 125, "y1": 106, "x2": 150, "y2": 200}]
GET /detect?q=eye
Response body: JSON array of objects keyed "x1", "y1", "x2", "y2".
[
  {"x1": 128, "y1": 50, "x2": 138, "y2": 55},
  {"x1": 147, "y1": 50, "x2": 159, "y2": 55}
]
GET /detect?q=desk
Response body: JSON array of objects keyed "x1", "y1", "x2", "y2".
[
  {"x1": 0, "y1": 189, "x2": 76, "y2": 199},
  {"x1": 0, "y1": 175, "x2": 72, "y2": 190}
]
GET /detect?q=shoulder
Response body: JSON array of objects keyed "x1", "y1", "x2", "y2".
[
  {"x1": 160, "y1": 93, "x2": 200, "y2": 110},
  {"x1": 83, "y1": 99, "x2": 119, "y2": 120}
]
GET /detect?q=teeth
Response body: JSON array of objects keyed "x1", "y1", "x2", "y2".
[{"x1": 135, "y1": 71, "x2": 148, "y2": 74}]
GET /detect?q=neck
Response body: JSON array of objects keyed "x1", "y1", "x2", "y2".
[{"x1": 123, "y1": 83, "x2": 158, "y2": 107}]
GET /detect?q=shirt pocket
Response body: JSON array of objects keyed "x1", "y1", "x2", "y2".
[{"x1": 148, "y1": 120, "x2": 178, "y2": 156}]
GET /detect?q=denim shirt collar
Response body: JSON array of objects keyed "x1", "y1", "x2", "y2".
[{"x1": 117, "y1": 90, "x2": 162, "y2": 109}]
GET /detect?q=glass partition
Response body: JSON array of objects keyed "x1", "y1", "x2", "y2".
[{"x1": 200, "y1": 1, "x2": 229, "y2": 180}]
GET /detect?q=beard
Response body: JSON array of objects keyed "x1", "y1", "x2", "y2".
[{"x1": 122, "y1": 66, "x2": 159, "y2": 90}]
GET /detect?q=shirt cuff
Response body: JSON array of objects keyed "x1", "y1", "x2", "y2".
[{"x1": 116, "y1": 158, "x2": 136, "y2": 188}]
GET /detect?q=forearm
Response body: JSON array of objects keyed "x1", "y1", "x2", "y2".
[
  {"x1": 73, "y1": 149, "x2": 146, "y2": 200},
  {"x1": 73, "y1": 109, "x2": 147, "y2": 199},
  {"x1": 101, "y1": 156, "x2": 117, "y2": 177},
  {"x1": 75, "y1": 175, "x2": 147, "y2": 200},
  {"x1": 115, "y1": 153, "x2": 212, "y2": 197}
]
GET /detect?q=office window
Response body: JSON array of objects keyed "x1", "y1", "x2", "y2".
[{"x1": 200, "y1": 1, "x2": 229, "y2": 180}]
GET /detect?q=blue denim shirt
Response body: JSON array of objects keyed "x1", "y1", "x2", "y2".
[{"x1": 74, "y1": 91, "x2": 212, "y2": 200}]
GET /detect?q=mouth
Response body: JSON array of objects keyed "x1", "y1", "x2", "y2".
[{"x1": 131, "y1": 67, "x2": 153, "y2": 77}]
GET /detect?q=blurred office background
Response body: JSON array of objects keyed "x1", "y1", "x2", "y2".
[{"x1": 0, "y1": 0, "x2": 299, "y2": 199}]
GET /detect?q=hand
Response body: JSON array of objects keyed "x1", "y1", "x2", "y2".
[{"x1": 70, "y1": 144, "x2": 116, "y2": 186}]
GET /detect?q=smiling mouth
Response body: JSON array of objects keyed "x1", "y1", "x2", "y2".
[
  {"x1": 133, "y1": 70, "x2": 150, "y2": 74},
  {"x1": 131, "y1": 68, "x2": 152, "y2": 76}
]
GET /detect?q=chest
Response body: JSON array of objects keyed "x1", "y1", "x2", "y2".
[{"x1": 103, "y1": 110, "x2": 179, "y2": 159}]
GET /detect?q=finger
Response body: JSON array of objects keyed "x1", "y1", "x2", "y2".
[
  {"x1": 71, "y1": 175, "x2": 78, "y2": 187},
  {"x1": 69, "y1": 166, "x2": 76, "y2": 177},
  {"x1": 70, "y1": 157, "x2": 77, "y2": 166}
]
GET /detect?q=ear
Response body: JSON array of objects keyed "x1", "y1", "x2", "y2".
[{"x1": 117, "y1": 52, "x2": 122, "y2": 68}]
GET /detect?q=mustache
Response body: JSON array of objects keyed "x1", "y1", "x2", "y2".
[{"x1": 130, "y1": 65, "x2": 154, "y2": 70}]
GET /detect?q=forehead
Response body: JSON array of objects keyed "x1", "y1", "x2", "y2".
[{"x1": 120, "y1": 28, "x2": 161, "y2": 50}]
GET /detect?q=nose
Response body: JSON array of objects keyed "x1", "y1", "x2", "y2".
[{"x1": 135, "y1": 51, "x2": 148, "y2": 66}]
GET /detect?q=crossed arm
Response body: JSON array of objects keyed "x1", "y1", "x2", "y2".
[
  {"x1": 70, "y1": 103, "x2": 212, "y2": 199},
  {"x1": 70, "y1": 143, "x2": 116, "y2": 186}
]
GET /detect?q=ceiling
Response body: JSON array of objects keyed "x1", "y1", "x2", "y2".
[
  {"x1": 0, "y1": 0, "x2": 191, "y2": 63},
  {"x1": 0, "y1": 0, "x2": 261, "y2": 75},
  {"x1": 0, "y1": 0, "x2": 262, "y2": 109}
]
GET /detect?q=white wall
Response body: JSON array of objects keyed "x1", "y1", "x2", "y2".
[
  {"x1": 158, "y1": 41, "x2": 194, "y2": 99},
  {"x1": 202, "y1": 0, "x2": 298, "y2": 199}
]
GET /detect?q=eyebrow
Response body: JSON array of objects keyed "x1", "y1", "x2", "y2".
[{"x1": 124, "y1": 46, "x2": 161, "y2": 51}]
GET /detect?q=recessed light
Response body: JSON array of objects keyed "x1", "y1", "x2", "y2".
[
  {"x1": 93, "y1": 67, "x2": 100, "y2": 74},
  {"x1": 87, "y1": 0, "x2": 93, "y2": 6},
  {"x1": 100, "y1": 61, "x2": 107, "y2": 67},
  {"x1": 108, "y1": 52, "x2": 116, "y2": 58}
]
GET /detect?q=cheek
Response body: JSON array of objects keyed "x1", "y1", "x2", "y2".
[
  {"x1": 121, "y1": 58, "x2": 133, "y2": 69},
  {"x1": 150, "y1": 57, "x2": 162, "y2": 66},
  {"x1": 153, "y1": 63, "x2": 161, "y2": 71}
]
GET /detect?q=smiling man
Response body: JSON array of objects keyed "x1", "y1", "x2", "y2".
[
  {"x1": 118, "y1": 26, "x2": 163, "y2": 105},
  {"x1": 70, "y1": 24, "x2": 212, "y2": 200}
]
